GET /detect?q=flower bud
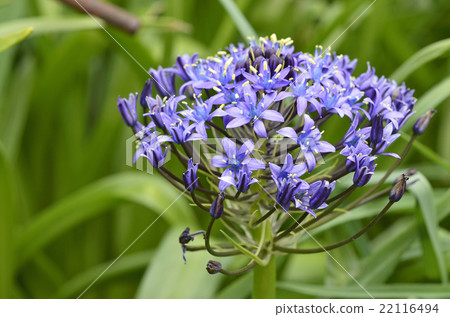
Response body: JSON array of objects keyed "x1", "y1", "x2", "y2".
[
  {"x1": 389, "y1": 174, "x2": 408, "y2": 202},
  {"x1": 117, "y1": 93, "x2": 138, "y2": 128},
  {"x1": 353, "y1": 156, "x2": 377, "y2": 187},
  {"x1": 182, "y1": 158, "x2": 199, "y2": 192},
  {"x1": 210, "y1": 192, "x2": 225, "y2": 219},
  {"x1": 139, "y1": 80, "x2": 152, "y2": 108},
  {"x1": 370, "y1": 114, "x2": 383, "y2": 147},
  {"x1": 268, "y1": 54, "x2": 283, "y2": 73},
  {"x1": 283, "y1": 54, "x2": 295, "y2": 68},
  {"x1": 253, "y1": 56, "x2": 265, "y2": 69},
  {"x1": 413, "y1": 109, "x2": 436, "y2": 135},
  {"x1": 264, "y1": 47, "x2": 277, "y2": 59},
  {"x1": 250, "y1": 46, "x2": 263, "y2": 63},
  {"x1": 206, "y1": 260, "x2": 222, "y2": 274},
  {"x1": 309, "y1": 180, "x2": 335, "y2": 209}
]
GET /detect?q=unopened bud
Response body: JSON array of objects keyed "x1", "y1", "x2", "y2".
[
  {"x1": 389, "y1": 174, "x2": 409, "y2": 202},
  {"x1": 210, "y1": 192, "x2": 225, "y2": 219},
  {"x1": 206, "y1": 260, "x2": 222, "y2": 274},
  {"x1": 413, "y1": 109, "x2": 436, "y2": 135}
]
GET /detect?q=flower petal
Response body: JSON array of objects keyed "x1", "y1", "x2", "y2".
[
  {"x1": 277, "y1": 127, "x2": 298, "y2": 141},
  {"x1": 253, "y1": 119, "x2": 268, "y2": 138}
]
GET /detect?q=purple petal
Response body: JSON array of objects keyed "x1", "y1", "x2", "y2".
[
  {"x1": 210, "y1": 108, "x2": 228, "y2": 118},
  {"x1": 253, "y1": 119, "x2": 267, "y2": 138},
  {"x1": 269, "y1": 162, "x2": 281, "y2": 178},
  {"x1": 196, "y1": 121, "x2": 207, "y2": 139},
  {"x1": 316, "y1": 141, "x2": 336, "y2": 153},
  {"x1": 243, "y1": 158, "x2": 266, "y2": 171},
  {"x1": 226, "y1": 116, "x2": 251, "y2": 129},
  {"x1": 296, "y1": 97, "x2": 308, "y2": 116},
  {"x1": 291, "y1": 162, "x2": 307, "y2": 176},
  {"x1": 218, "y1": 176, "x2": 236, "y2": 191},
  {"x1": 303, "y1": 150, "x2": 316, "y2": 172},
  {"x1": 226, "y1": 107, "x2": 245, "y2": 117},
  {"x1": 211, "y1": 155, "x2": 229, "y2": 168},
  {"x1": 238, "y1": 140, "x2": 255, "y2": 158},
  {"x1": 275, "y1": 91, "x2": 295, "y2": 101},
  {"x1": 221, "y1": 138, "x2": 237, "y2": 158},
  {"x1": 259, "y1": 110, "x2": 284, "y2": 122},
  {"x1": 277, "y1": 127, "x2": 298, "y2": 141},
  {"x1": 302, "y1": 114, "x2": 315, "y2": 131}
]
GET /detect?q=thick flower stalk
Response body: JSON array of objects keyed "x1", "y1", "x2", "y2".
[{"x1": 117, "y1": 35, "x2": 432, "y2": 281}]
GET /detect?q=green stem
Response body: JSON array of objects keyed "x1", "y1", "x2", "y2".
[{"x1": 252, "y1": 255, "x2": 276, "y2": 299}]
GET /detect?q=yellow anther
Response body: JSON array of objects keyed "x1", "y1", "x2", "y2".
[{"x1": 274, "y1": 64, "x2": 283, "y2": 73}]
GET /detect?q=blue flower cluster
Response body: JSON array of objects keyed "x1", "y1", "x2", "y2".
[{"x1": 118, "y1": 35, "x2": 417, "y2": 220}]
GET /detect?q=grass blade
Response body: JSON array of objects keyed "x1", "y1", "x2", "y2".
[
  {"x1": 16, "y1": 172, "x2": 195, "y2": 266},
  {"x1": 136, "y1": 227, "x2": 225, "y2": 298},
  {"x1": 404, "y1": 76, "x2": 450, "y2": 131},
  {"x1": 278, "y1": 281, "x2": 450, "y2": 298},
  {"x1": 408, "y1": 173, "x2": 448, "y2": 283},
  {"x1": 391, "y1": 38, "x2": 450, "y2": 82},
  {"x1": 218, "y1": 0, "x2": 257, "y2": 39},
  {"x1": 0, "y1": 27, "x2": 32, "y2": 52}
]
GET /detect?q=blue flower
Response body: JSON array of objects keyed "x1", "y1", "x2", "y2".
[
  {"x1": 293, "y1": 180, "x2": 335, "y2": 217},
  {"x1": 309, "y1": 180, "x2": 335, "y2": 209},
  {"x1": 242, "y1": 59, "x2": 290, "y2": 92},
  {"x1": 161, "y1": 113, "x2": 204, "y2": 144},
  {"x1": 180, "y1": 95, "x2": 228, "y2": 138},
  {"x1": 269, "y1": 153, "x2": 307, "y2": 184},
  {"x1": 277, "y1": 114, "x2": 336, "y2": 172},
  {"x1": 276, "y1": 179, "x2": 306, "y2": 212},
  {"x1": 341, "y1": 139, "x2": 373, "y2": 172},
  {"x1": 275, "y1": 72, "x2": 323, "y2": 116},
  {"x1": 144, "y1": 95, "x2": 184, "y2": 129},
  {"x1": 218, "y1": 166, "x2": 258, "y2": 192},
  {"x1": 270, "y1": 154, "x2": 309, "y2": 212},
  {"x1": 117, "y1": 93, "x2": 140, "y2": 129},
  {"x1": 353, "y1": 155, "x2": 377, "y2": 187},
  {"x1": 372, "y1": 122, "x2": 401, "y2": 158},
  {"x1": 297, "y1": 48, "x2": 347, "y2": 87},
  {"x1": 211, "y1": 138, "x2": 265, "y2": 191},
  {"x1": 225, "y1": 84, "x2": 284, "y2": 138},
  {"x1": 139, "y1": 80, "x2": 152, "y2": 108},
  {"x1": 149, "y1": 66, "x2": 176, "y2": 97},
  {"x1": 136, "y1": 132, "x2": 170, "y2": 168},
  {"x1": 341, "y1": 114, "x2": 371, "y2": 148},
  {"x1": 182, "y1": 158, "x2": 199, "y2": 192}
]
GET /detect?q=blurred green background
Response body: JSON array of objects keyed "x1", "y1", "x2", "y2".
[{"x1": 0, "y1": 0, "x2": 450, "y2": 299}]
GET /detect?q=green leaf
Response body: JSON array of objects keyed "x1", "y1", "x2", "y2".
[
  {"x1": 0, "y1": 27, "x2": 32, "y2": 52},
  {"x1": 278, "y1": 281, "x2": 450, "y2": 298},
  {"x1": 218, "y1": 0, "x2": 257, "y2": 39},
  {"x1": 400, "y1": 134, "x2": 450, "y2": 172},
  {"x1": 56, "y1": 251, "x2": 152, "y2": 299},
  {"x1": 136, "y1": 227, "x2": 225, "y2": 298},
  {"x1": 403, "y1": 76, "x2": 450, "y2": 131},
  {"x1": 391, "y1": 38, "x2": 450, "y2": 82},
  {"x1": 408, "y1": 172, "x2": 448, "y2": 283},
  {"x1": 215, "y1": 273, "x2": 252, "y2": 298},
  {"x1": 358, "y1": 218, "x2": 416, "y2": 285},
  {"x1": 16, "y1": 173, "x2": 196, "y2": 266},
  {"x1": 0, "y1": 142, "x2": 16, "y2": 297}
]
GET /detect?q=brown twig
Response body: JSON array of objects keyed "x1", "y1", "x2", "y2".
[{"x1": 57, "y1": 0, "x2": 140, "y2": 34}]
